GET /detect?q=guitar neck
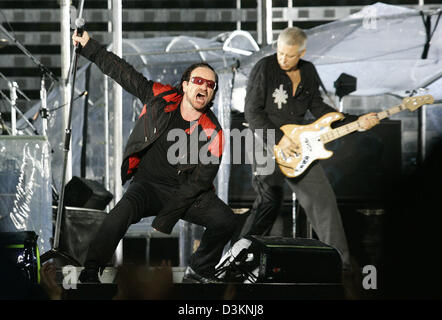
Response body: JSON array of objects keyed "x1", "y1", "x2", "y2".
[{"x1": 321, "y1": 104, "x2": 407, "y2": 144}]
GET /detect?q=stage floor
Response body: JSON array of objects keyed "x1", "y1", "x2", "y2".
[{"x1": 54, "y1": 267, "x2": 345, "y2": 300}]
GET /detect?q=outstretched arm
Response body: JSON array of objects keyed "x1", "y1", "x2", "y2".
[{"x1": 72, "y1": 30, "x2": 155, "y2": 104}]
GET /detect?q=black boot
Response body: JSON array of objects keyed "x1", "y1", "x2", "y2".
[{"x1": 183, "y1": 266, "x2": 223, "y2": 284}]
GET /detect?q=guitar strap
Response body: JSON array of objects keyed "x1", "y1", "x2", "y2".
[{"x1": 313, "y1": 65, "x2": 338, "y2": 110}]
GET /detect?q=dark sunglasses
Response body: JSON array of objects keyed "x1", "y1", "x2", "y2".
[{"x1": 190, "y1": 76, "x2": 217, "y2": 90}]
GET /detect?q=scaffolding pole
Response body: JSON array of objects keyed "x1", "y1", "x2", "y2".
[
  {"x1": 104, "y1": 75, "x2": 110, "y2": 212},
  {"x1": 60, "y1": 0, "x2": 72, "y2": 185},
  {"x1": 258, "y1": 0, "x2": 273, "y2": 45},
  {"x1": 112, "y1": 0, "x2": 124, "y2": 266}
]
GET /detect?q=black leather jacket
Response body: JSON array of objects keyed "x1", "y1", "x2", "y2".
[{"x1": 81, "y1": 38, "x2": 224, "y2": 234}]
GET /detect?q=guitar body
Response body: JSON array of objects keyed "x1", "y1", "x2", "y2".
[{"x1": 274, "y1": 112, "x2": 344, "y2": 178}]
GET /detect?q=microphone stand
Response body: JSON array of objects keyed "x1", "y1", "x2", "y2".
[
  {"x1": 40, "y1": 19, "x2": 84, "y2": 267},
  {"x1": 40, "y1": 21, "x2": 85, "y2": 267}
]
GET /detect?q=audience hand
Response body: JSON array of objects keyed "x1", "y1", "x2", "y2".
[{"x1": 39, "y1": 262, "x2": 62, "y2": 300}]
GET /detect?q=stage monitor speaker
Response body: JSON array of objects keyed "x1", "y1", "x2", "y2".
[
  {"x1": 0, "y1": 231, "x2": 40, "y2": 284},
  {"x1": 216, "y1": 236, "x2": 342, "y2": 284},
  {"x1": 64, "y1": 176, "x2": 113, "y2": 210},
  {"x1": 334, "y1": 73, "x2": 357, "y2": 99}
]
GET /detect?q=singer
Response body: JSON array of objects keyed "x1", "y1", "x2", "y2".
[{"x1": 72, "y1": 30, "x2": 238, "y2": 283}]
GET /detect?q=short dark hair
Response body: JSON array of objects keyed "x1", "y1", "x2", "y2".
[{"x1": 178, "y1": 62, "x2": 219, "y2": 108}]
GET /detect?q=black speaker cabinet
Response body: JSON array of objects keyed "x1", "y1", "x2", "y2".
[
  {"x1": 58, "y1": 207, "x2": 108, "y2": 265},
  {"x1": 64, "y1": 176, "x2": 113, "y2": 210},
  {"x1": 218, "y1": 236, "x2": 342, "y2": 284},
  {"x1": 0, "y1": 231, "x2": 40, "y2": 284},
  {"x1": 251, "y1": 236, "x2": 342, "y2": 283}
]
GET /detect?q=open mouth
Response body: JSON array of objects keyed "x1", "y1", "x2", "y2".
[{"x1": 196, "y1": 92, "x2": 206, "y2": 103}]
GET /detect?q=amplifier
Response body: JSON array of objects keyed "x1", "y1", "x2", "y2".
[
  {"x1": 0, "y1": 231, "x2": 40, "y2": 284},
  {"x1": 216, "y1": 236, "x2": 342, "y2": 284}
]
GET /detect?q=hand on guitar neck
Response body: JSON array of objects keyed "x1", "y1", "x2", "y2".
[{"x1": 357, "y1": 112, "x2": 380, "y2": 131}]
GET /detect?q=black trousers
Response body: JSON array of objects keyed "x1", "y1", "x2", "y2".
[
  {"x1": 240, "y1": 162, "x2": 351, "y2": 269},
  {"x1": 84, "y1": 180, "x2": 237, "y2": 277}
]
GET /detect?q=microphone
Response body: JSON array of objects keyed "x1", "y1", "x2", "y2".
[{"x1": 75, "y1": 18, "x2": 85, "y2": 53}]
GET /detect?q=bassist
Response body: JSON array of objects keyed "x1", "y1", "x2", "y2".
[{"x1": 241, "y1": 27, "x2": 379, "y2": 272}]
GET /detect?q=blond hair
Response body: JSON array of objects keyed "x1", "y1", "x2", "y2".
[{"x1": 277, "y1": 27, "x2": 307, "y2": 52}]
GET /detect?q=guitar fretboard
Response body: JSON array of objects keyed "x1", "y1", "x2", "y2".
[{"x1": 320, "y1": 104, "x2": 406, "y2": 144}]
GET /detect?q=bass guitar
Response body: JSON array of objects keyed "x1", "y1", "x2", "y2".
[{"x1": 274, "y1": 94, "x2": 434, "y2": 178}]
